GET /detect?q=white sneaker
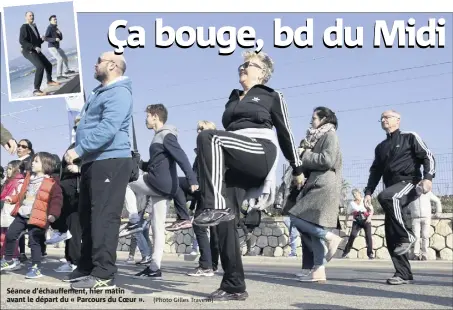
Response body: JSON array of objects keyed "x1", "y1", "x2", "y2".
[
  {"x1": 189, "y1": 249, "x2": 198, "y2": 256},
  {"x1": 54, "y1": 262, "x2": 76, "y2": 273},
  {"x1": 46, "y1": 231, "x2": 72, "y2": 245}
]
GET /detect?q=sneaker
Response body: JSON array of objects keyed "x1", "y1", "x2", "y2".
[
  {"x1": 387, "y1": 276, "x2": 413, "y2": 285},
  {"x1": 298, "y1": 266, "x2": 327, "y2": 283},
  {"x1": 0, "y1": 258, "x2": 20, "y2": 271},
  {"x1": 288, "y1": 253, "x2": 297, "y2": 257},
  {"x1": 46, "y1": 231, "x2": 72, "y2": 245},
  {"x1": 25, "y1": 264, "x2": 43, "y2": 279},
  {"x1": 133, "y1": 267, "x2": 162, "y2": 279},
  {"x1": 119, "y1": 221, "x2": 144, "y2": 238},
  {"x1": 126, "y1": 256, "x2": 136, "y2": 264},
  {"x1": 19, "y1": 253, "x2": 28, "y2": 263},
  {"x1": 209, "y1": 289, "x2": 249, "y2": 301},
  {"x1": 213, "y1": 266, "x2": 218, "y2": 273},
  {"x1": 70, "y1": 276, "x2": 116, "y2": 290},
  {"x1": 368, "y1": 253, "x2": 375, "y2": 260},
  {"x1": 421, "y1": 254, "x2": 428, "y2": 261},
  {"x1": 57, "y1": 76, "x2": 69, "y2": 81},
  {"x1": 194, "y1": 209, "x2": 235, "y2": 227},
  {"x1": 166, "y1": 220, "x2": 192, "y2": 231},
  {"x1": 47, "y1": 81, "x2": 60, "y2": 86},
  {"x1": 65, "y1": 70, "x2": 76, "y2": 75},
  {"x1": 54, "y1": 262, "x2": 76, "y2": 273},
  {"x1": 62, "y1": 269, "x2": 90, "y2": 283},
  {"x1": 295, "y1": 269, "x2": 313, "y2": 277},
  {"x1": 187, "y1": 267, "x2": 214, "y2": 277},
  {"x1": 136, "y1": 256, "x2": 152, "y2": 265},
  {"x1": 33, "y1": 89, "x2": 47, "y2": 96},
  {"x1": 394, "y1": 241, "x2": 415, "y2": 256},
  {"x1": 189, "y1": 249, "x2": 198, "y2": 256}
]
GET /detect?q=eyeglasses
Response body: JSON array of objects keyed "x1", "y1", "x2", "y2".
[
  {"x1": 238, "y1": 61, "x2": 262, "y2": 72},
  {"x1": 17, "y1": 144, "x2": 29, "y2": 149},
  {"x1": 378, "y1": 115, "x2": 399, "y2": 122}
]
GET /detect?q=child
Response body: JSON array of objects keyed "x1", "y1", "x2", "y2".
[
  {"x1": 1, "y1": 160, "x2": 24, "y2": 259},
  {"x1": 0, "y1": 152, "x2": 62, "y2": 279}
]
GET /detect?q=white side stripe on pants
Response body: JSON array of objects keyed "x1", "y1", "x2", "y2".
[
  {"x1": 211, "y1": 135, "x2": 265, "y2": 210},
  {"x1": 392, "y1": 183, "x2": 416, "y2": 242}
]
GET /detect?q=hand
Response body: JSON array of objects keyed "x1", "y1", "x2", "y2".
[
  {"x1": 64, "y1": 149, "x2": 79, "y2": 164},
  {"x1": 365, "y1": 217, "x2": 372, "y2": 223},
  {"x1": 292, "y1": 173, "x2": 305, "y2": 190},
  {"x1": 35, "y1": 47, "x2": 41, "y2": 53},
  {"x1": 190, "y1": 185, "x2": 199, "y2": 193},
  {"x1": 364, "y1": 195, "x2": 372, "y2": 208},
  {"x1": 297, "y1": 147, "x2": 305, "y2": 156},
  {"x1": 3, "y1": 139, "x2": 17, "y2": 155},
  {"x1": 67, "y1": 164, "x2": 79, "y2": 173},
  {"x1": 417, "y1": 179, "x2": 432, "y2": 194},
  {"x1": 56, "y1": 38, "x2": 60, "y2": 42},
  {"x1": 4, "y1": 196, "x2": 12, "y2": 203},
  {"x1": 47, "y1": 215, "x2": 55, "y2": 223},
  {"x1": 41, "y1": 35, "x2": 46, "y2": 41}
]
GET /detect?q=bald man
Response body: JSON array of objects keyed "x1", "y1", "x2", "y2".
[
  {"x1": 63, "y1": 51, "x2": 133, "y2": 290},
  {"x1": 364, "y1": 110, "x2": 436, "y2": 286},
  {"x1": 19, "y1": 11, "x2": 59, "y2": 96}
]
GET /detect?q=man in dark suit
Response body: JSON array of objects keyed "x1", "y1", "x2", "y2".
[{"x1": 19, "y1": 11, "x2": 59, "y2": 96}]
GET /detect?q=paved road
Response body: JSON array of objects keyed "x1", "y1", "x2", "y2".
[{"x1": 1, "y1": 248, "x2": 452, "y2": 309}]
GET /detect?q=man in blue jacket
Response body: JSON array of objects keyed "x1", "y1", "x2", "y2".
[
  {"x1": 44, "y1": 15, "x2": 75, "y2": 81},
  {"x1": 63, "y1": 51, "x2": 133, "y2": 290},
  {"x1": 130, "y1": 103, "x2": 198, "y2": 279}
]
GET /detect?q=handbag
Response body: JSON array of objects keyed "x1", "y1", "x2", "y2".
[{"x1": 129, "y1": 116, "x2": 141, "y2": 182}]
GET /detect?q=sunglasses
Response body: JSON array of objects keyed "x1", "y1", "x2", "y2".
[
  {"x1": 17, "y1": 144, "x2": 29, "y2": 149},
  {"x1": 97, "y1": 57, "x2": 115, "y2": 65},
  {"x1": 238, "y1": 61, "x2": 262, "y2": 72}
]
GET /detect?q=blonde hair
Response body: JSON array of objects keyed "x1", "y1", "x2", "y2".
[
  {"x1": 242, "y1": 50, "x2": 274, "y2": 84},
  {"x1": 197, "y1": 120, "x2": 216, "y2": 131},
  {"x1": 351, "y1": 188, "x2": 362, "y2": 198}
]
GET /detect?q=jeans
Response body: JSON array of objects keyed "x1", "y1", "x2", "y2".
[
  {"x1": 135, "y1": 221, "x2": 152, "y2": 257},
  {"x1": 129, "y1": 175, "x2": 169, "y2": 271},
  {"x1": 290, "y1": 215, "x2": 327, "y2": 266},
  {"x1": 48, "y1": 47, "x2": 69, "y2": 77},
  {"x1": 284, "y1": 216, "x2": 299, "y2": 254}
]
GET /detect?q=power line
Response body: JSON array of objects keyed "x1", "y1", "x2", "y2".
[
  {"x1": 166, "y1": 71, "x2": 452, "y2": 114},
  {"x1": 165, "y1": 61, "x2": 452, "y2": 109},
  {"x1": 291, "y1": 96, "x2": 452, "y2": 119}
]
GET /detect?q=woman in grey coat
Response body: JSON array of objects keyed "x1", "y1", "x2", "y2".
[{"x1": 285, "y1": 106, "x2": 343, "y2": 283}]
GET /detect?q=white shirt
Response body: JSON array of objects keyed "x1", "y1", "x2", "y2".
[{"x1": 347, "y1": 199, "x2": 367, "y2": 215}]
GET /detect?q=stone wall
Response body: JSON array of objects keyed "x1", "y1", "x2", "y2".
[{"x1": 117, "y1": 214, "x2": 453, "y2": 260}]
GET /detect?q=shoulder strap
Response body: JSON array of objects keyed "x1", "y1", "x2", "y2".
[{"x1": 131, "y1": 116, "x2": 138, "y2": 152}]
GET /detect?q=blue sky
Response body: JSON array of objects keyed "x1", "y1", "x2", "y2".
[
  {"x1": 1, "y1": 13, "x2": 452, "y2": 193},
  {"x1": 3, "y1": 0, "x2": 77, "y2": 61}
]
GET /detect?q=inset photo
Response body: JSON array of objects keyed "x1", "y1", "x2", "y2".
[{"x1": 2, "y1": 0, "x2": 83, "y2": 101}]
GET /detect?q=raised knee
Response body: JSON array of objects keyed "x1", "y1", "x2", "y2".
[{"x1": 196, "y1": 129, "x2": 215, "y2": 145}]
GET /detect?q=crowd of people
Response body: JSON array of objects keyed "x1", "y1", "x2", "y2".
[{"x1": 0, "y1": 49, "x2": 439, "y2": 301}]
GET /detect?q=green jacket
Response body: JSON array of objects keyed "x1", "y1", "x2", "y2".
[{"x1": 0, "y1": 122, "x2": 13, "y2": 146}]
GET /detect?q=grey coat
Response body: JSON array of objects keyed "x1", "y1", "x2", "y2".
[{"x1": 288, "y1": 131, "x2": 343, "y2": 228}]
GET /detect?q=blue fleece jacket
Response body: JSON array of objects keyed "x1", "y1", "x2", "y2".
[
  {"x1": 142, "y1": 125, "x2": 198, "y2": 197},
  {"x1": 74, "y1": 77, "x2": 132, "y2": 164}
]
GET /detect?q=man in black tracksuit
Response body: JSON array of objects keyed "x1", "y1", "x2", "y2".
[
  {"x1": 19, "y1": 11, "x2": 59, "y2": 96},
  {"x1": 364, "y1": 110, "x2": 435, "y2": 285}
]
